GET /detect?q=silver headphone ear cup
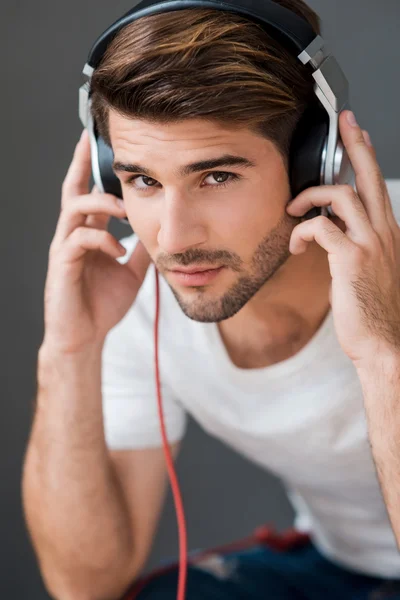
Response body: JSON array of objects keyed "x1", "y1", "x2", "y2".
[
  {"x1": 87, "y1": 110, "x2": 105, "y2": 193},
  {"x1": 325, "y1": 135, "x2": 355, "y2": 218},
  {"x1": 333, "y1": 137, "x2": 355, "y2": 187},
  {"x1": 87, "y1": 108, "x2": 132, "y2": 228}
]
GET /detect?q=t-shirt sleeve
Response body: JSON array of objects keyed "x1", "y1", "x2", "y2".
[{"x1": 101, "y1": 233, "x2": 188, "y2": 450}]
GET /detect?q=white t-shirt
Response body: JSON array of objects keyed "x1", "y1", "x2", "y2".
[{"x1": 102, "y1": 179, "x2": 400, "y2": 579}]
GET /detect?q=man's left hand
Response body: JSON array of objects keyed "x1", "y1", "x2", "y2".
[{"x1": 286, "y1": 110, "x2": 400, "y2": 368}]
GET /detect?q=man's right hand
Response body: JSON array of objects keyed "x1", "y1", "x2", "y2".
[{"x1": 42, "y1": 129, "x2": 152, "y2": 354}]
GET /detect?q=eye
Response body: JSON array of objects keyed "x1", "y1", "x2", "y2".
[
  {"x1": 125, "y1": 171, "x2": 241, "y2": 192},
  {"x1": 202, "y1": 172, "x2": 240, "y2": 187},
  {"x1": 127, "y1": 175, "x2": 159, "y2": 190}
]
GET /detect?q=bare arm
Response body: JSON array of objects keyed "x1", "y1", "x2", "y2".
[
  {"x1": 22, "y1": 129, "x2": 177, "y2": 600},
  {"x1": 357, "y1": 354, "x2": 400, "y2": 548},
  {"x1": 22, "y1": 344, "x2": 179, "y2": 600}
]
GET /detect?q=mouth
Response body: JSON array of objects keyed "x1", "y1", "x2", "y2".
[
  {"x1": 170, "y1": 265, "x2": 222, "y2": 274},
  {"x1": 168, "y1": 265, "x2": 225, "y2": 287}
]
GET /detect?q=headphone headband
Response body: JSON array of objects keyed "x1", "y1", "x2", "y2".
[
  {"x1": 87, "y1": 0, "x2": 318, "y2": 69},
  {"x1": 79, "y1": 0, "x2": 354, "y2": 227}
]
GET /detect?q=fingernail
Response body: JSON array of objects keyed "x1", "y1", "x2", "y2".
[
  {"x1": 117, "y1": 199, "x2": 125, "y2": 210},
  {"x1": 347, "y1": 111, "x2": 358, "y2": 127}
]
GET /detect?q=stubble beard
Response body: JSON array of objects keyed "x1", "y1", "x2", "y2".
[{"x1": 166, "y1": 211, "x2": 297, "y2": 323}]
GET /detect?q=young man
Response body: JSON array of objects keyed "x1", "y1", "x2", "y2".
[{"x1": 22, "y1": 2, "x2": 400, "y2": 599}]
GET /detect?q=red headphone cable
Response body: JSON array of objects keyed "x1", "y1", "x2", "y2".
[{"x1": 153, "y1": 265, "x2": 188, "y2": 600}]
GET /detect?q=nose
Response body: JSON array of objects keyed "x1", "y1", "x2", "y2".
[{"x1": 157, "y1": 191, "x2": 207, "y2": 255}]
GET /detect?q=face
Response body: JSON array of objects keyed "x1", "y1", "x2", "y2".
[{"x1": 109, "y1": 111, "x2": 299, "y2": 323}]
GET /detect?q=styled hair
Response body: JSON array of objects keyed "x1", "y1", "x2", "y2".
[{"x1": 90, "y1": 0, "x2": 321, "y2": 169}]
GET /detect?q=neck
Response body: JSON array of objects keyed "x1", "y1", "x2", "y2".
[{"x1": 217, "y1": 242, "x2": 332, "y2": 367}]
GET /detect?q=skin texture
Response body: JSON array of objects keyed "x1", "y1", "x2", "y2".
[
  {"x1": 108, "y1": 108, "x2": 400, "y2": 554},
  {"x1": 286, "y1": 110, "x2": 400, "y2": 366},
  {"x1": 283, "y1": 109, "x2": 400, "y2": 550},
  {"x1": 109, "y1": 110, "x2": 333, "y2": 362}
]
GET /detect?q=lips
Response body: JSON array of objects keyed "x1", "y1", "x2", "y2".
[
  {"x1": 170, "y1": 266, "x2": 221, "y2": 274},
  {"x1": 168, "y1": 266, "x2": 225, "y2": 287}
]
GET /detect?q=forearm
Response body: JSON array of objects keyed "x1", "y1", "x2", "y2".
[
  {"x1": 22, "y1": 344, "x2": 134, "y2": 599},
  {"x1": 357, "y1": 352, "x2": 400, "y2": 545}
]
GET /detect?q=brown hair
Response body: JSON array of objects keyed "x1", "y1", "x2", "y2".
[{"x1": 90, "y1": 0, "x2": 321, "y2": 168}]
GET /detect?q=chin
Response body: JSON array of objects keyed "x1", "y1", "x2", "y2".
[
  {"x1": 164, "y1": 266, "x2": 271, "y2": 323},
  {"x1": 179, "y1": 301, "x2": 234, "y2": 323},
  {"x1": 168, "y1": 284, "x2": 225, "y2": 322},
  {"x1": 169, "y1": 282, "x2": 254, "y2": 323}
]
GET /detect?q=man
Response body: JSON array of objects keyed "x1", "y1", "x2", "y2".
[{"x1": 22, "y1": 2, "x2": 400, "y2": 599}]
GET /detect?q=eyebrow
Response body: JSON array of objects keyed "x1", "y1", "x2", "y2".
[{"x1": 112, "y1": 154, "x2": 256, "y2": 179}]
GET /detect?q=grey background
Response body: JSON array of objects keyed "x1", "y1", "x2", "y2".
[{"x1": 2, "y1": 0, "x2": 399, "y2": 598}]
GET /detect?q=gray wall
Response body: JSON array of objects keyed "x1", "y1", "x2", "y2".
[{"x1": 2, "y1": 0, "x2": 399, "y2": 597}]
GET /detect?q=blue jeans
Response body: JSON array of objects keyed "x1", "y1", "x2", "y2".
[{"x1": 130, "y1": 533, "x2": 400, "y2": 600}]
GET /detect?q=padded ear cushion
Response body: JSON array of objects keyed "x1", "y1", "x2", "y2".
[
  {"x1": 96, "y1": 133, "x2": 131, "y2": 224},
  {"x1": 288, "y1": 100, "x2": 329, "y2": 205},
  {"x1": 97, "y1": 135, "x2": 123, "y2": 199}
]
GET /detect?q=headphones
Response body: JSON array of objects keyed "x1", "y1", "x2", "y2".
[{"x1": 79, "y1": 0, "x2": 355, "y2": 227}]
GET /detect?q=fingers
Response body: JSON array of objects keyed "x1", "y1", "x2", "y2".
[
  {"x1": 61, "y1": 129, "x2": 92, "y2": 206},
  {"x1": 56, "y1": 227, "x2": 127, "y2": 264},
  {"x1": 51, "y1": 134, "x2": 132, "y2": 268},
  {"x1": 287, "y1": 185, "x2": 373, "y2": 245},
  {"x1": 339, "y1": 111, "x2": 389, "y2": 234},
  {"x1": 289, "y1": 215, "x2": 355, "y2": 257},
  {"x1": 85, "y1": 185, "x2": 112, "y2": 230},
  {"x1": 52, "y1": 191, "x2": 127, "y2": 247}
]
